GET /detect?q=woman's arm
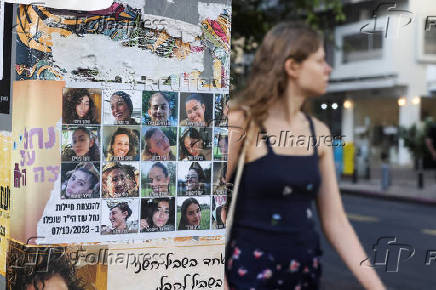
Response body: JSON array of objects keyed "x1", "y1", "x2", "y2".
[
  {"x1": 315, "y1": 121, "x2": 386, "y2": 290},
  {"x1": 226, "y1": 109, "x2": 247, "y2": 182}
]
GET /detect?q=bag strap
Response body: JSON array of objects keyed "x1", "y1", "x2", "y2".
[{"x1": 225, "y1": 116, "x2": 253, "y2": 244}]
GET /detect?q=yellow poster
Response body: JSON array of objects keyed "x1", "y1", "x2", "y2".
[
  {"x1": 343, "y1": 142, "x2": 355, "y2": 175},
  {"x1": 0, "y1": 131, "x2": 11, "y2": 276}
]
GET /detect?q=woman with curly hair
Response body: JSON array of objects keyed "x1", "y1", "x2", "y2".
[
  {"x1": 7, "y1": 241, "x2": 85, "y2": 290},
  {"x1": 102, "y1": 162, "x2": 139, "y2": 198},
  {"x1": 63, "y1": 88, "x2": 98, "y2": 124},
  {"x1": 110, "y1": 91, "x2": 139, "y2": 125},
  {"x1": 106, "y1": 127, "x2": 139, "y2": 161}
]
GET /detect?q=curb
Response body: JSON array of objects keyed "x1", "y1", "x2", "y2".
[{"x1": 340, "y1": 187, "x2": 436, "y2": 206}]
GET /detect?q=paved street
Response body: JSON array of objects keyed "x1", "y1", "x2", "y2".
[{"x1": 315, "y1": 195, "x2": 436, "y2": 290}]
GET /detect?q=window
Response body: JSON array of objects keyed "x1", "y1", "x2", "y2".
[
  {"x1": 342, "y1": 32, "x2": 383, "y2": 63},
  {"x1": 424, "y1": 27, "x2": 436, "y2": 55}
]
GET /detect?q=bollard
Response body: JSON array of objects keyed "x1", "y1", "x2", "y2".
[
  {"x1": 352, "y1": 168, "x2": 358, "y2": 184},
  {"x1": 417, "y1": 171, "x2": 424, "y2": 189}
]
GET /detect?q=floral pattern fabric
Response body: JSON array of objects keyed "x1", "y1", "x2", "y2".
[{"x1": 226, "y1": 240, "x2": 322, "y2": 290}]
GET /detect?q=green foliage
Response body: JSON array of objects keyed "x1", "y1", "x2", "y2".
[
  {"x1": 399, "y1": 122, "x2": 429, "y2": 159},
  {"x1": 231, "y1": 0, "x2": 345, "y2": 90}
]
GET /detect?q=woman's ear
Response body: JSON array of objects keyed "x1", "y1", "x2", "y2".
[{"x1": 284, "y1": 58, "x2": 301, "y2": 79}]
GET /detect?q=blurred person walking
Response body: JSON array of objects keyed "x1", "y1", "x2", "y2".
[{"x1": 225, "y1": 22, "x2": 386, "y2": 290}]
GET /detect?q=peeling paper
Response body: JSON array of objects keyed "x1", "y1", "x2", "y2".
[
  {"x1": 198, "y1": 2, "x2": 228, "y2": 20},
  {"x1": 141, "y1": 14, "x2": 202, "y2": 43},
  {"x1": 4, "y1": 0, "x2": 112, "y2": 11},
  {"x1": 51, "y1": 33, "x2": 204, "y2": 82}
]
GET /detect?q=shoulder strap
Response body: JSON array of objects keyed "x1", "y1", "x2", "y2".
[
  {"x1": 304, "y1": 113, "x2": 318, "y2": 157},
  {"x1": 225, "y1": 117, "x2": 253, "y2": 244}
]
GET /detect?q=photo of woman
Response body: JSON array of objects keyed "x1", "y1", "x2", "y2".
[
  {"x1": 140, "y1": 197, "x2": 175, "y2": 232},
  {"x1": 213, "y1": 128, "x2": 228, "y2": 161},
  {"x1": 142, "y1": 91, "x2": 177, "y2": 126},
  {"x1": 225, "y1": 22, "x2": 386, "y2": 290},
  {"x1": 177, "y1": 161, "x2": 211, "y2": 196},
  {"x1": 213, "y1": 162, "x2": 227, "y2": 196},
  {"x1": 141, "y1": 127, "x2": 177, "y2": 161},
  {"x1": 212, "y1": 195, "x2": 227, "y2": 230},
  {"x1": 62, "y1": 88, "x2": 101, "y2": 125},
  {"x1": 141, "y1": 162, "x2": 176, "y2": 197},
  {"x1": 104, "y1": 127, "x2": 140, "y2": 161},
  {"x1": 104, "y1": 90, "x2": 140, "y2": 125},
  {"x1": 179, "y1": 93, "x2": 212, "y2": 127},
  {"x1": 102, "y1": 162, "x2": 139, "y2": 198},
  {"x1": 61, "y1": 126, "x2": 100, "y2": 162},
  {"x1": 179, "y1": 127, "x2": 212, "y2": 161},
  {"x1": 61, "y1": 162, "x2": 100, "y2": 199},
  {"x1": 215, "y1": 94, "x2": 229, "y2": 127},
  {"x1": 101, "y1": 200, "x2": 138, "y2": 235},
  {"x1": 177, "y1": 196, "x2": 210, "y2": 231}
]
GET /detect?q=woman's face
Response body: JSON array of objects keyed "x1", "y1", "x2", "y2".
[
  {"x1": 65, "y1": 169, "x2": 92, "y2": 198},
  {"x1": 152, "y1": 201, "x2": 170, "y2": 227},
  {"x1": 149, "y1": 166, "x2": 170, "y2": 194},
  {"x1": 76, "y1": 95, "x2": 90, "y2": 119},
  {"x1": 25, "y1": 274, "x2": 68, "y2": 290},
  {"x1": 109, "y1": 206, "x2": 128, "y2": 229},
  {"x1": 218, "y1": 137, "x2": 228, "y2": 154},
  {"x1": 72, "y1": 129, "x2": 92, "y2": 156},
  {"x1": 148, "y1": 94, "x2": 170, "y2": 122},
  {"x1": 111, "y1": 94, "x2": 131, "y2": 121},
  {"x1": 183, "y1": 136, "x2": 203, "y2": 157},
  {"x1": 185, "y1": 100, "x2": 205, "y2": 123},
  {"x1": 112, "y1": 133, "x2": 130, "y2": 157},
  {"x1": 148, "y1": 130, "x2": 170, "y2": 156},
  {"x1": 186, "y1": 169, "x2": 199, "y2": 191},
  {"x1": 185, "y1": 203, "x2": 201, "y2": 226},
  {"x1": 294, "y1": 46, "x2": 332, "y2": 97},
  {"x1": 105, "y1": 168, "x2": 129, "y2": 197}
]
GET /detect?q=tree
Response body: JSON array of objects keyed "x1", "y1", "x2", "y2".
[{"x1": 231, "y1": 0, "x2": 345, "y2": 90}]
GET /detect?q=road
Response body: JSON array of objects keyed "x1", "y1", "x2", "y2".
[{"x1": 315, "y1": 195, "x2": 436, "y2": 290}]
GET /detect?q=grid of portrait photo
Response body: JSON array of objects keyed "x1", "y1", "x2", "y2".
[{"x1": 61, "y1": 88, "x2": 229, "y2": 236}]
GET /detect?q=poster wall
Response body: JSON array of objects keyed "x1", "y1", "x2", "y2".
[
  {"x1": 7, "y1": 1, "x2": 230, "y2": 288},
  {"x1": 10, "y1": 80, "x2": 229, "y2": 245},
  {"x1": 0, "y1": 131, "x2": 11, "y2": 277}
]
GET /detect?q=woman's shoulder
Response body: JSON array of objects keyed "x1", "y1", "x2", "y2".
[{"x1": 307, "y1": 114, "x2": 330, "y2": 136}]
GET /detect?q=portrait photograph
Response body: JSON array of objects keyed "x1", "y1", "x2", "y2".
[
  {"x1": 61, "y1": 125, "x2": 100, "y2": 162},
  {"x1": 142, "y1": 91, "x2": 178, "y2": 126},
  {"x1": 177, "y1": 196, "x2": 210, "y2": 231},
  {"x1": 103, "y1": 90, "x2": 141, "y2": 125},
  {"x1": 179, "y1": 93, "x2": 213, "y2": 127},
  {"x1": 101, "y1": 199, "x2": 139, "y2": 235},
  {"x1": 62, "y1": 88, "x2": 102, "y2": 125},
  {"x1": 177, "y1": 161, "x2": 211, "y2": 196}
]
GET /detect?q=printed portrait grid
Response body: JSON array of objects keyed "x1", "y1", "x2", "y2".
[{"x1": 61, "y1": 88, "x2": 229, "y2": 237}]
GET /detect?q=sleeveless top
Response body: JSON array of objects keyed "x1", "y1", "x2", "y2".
[{"x1": 229, "y1": 113, "x2": 322, "y2": 253}]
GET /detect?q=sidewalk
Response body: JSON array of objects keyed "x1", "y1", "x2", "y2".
[{"x1": 338, "y1": 168, "x2": 436, "y2": 205}]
